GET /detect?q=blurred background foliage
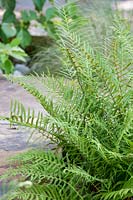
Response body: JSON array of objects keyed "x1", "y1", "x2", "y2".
[{"x1": 0, "y1": 0, "x2": 132, "y2": 75}]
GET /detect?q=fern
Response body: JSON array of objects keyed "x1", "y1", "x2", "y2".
[
  {"x1": 101, "y1": 188, "x2": 133, "y2": 200},
  {"x1": 0, "y1": 1, "x2": 133, "y2": 200}
]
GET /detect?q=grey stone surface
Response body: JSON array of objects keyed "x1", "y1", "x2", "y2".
[
  {"x1": 28, "y1": 21, "x2": 47, "y2": 36},
  {"x1": 13, "y1": 70, "x2": 23, "y2": 77},
  {"x1": 116, "y1": 0, "x2": 133, "y2": 10},
  {"x1": 0, "y1": 78, "x2": 49, "y2": 166},
  {"x1": 16, "y1": 0, "x2": 65, "y2": 11},
  {"x1": 15, "y1": 64, "x2": 30, "y2": 75},
  {"x1": 0, "y1": 77, "x2": 56, "y2": 199}
]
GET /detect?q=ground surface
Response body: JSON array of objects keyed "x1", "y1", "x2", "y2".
[
  {"x1": 0, "y1": 76, "x2": 58, "y2": 197},
  {"x1": 0, "y1": 76, "x2": 48, "y2": 173}
]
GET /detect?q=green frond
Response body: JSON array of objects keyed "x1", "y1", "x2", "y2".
[
  {"x1": 55, "y1": 3, "x2": 133, "y2": 113},
  {"x1": 3, "y1": 150, "x2": 84, "y2": 200},
  {"x1": 100, "y1": 187, "x2": 133, "y2": 200},
  {"x1": 7, "y1": 76, "x2": 58, "y2": 118},
  {"x1": 1, "y1": 2, "x2": 132, "y2": 200},
  {"x1": 6, "y1": 184, "x2": 65, "y2": 200},
  {"x1": 6, "y1": 183, "x2": 83, "y2": 200},
  {"x1": 64, "y1": 166, "x2": 104, "y2": 183}
]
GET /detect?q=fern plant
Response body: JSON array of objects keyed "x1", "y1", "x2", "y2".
[{"x1": 0, "y1": 2, "x2": 133, "y2": 200}]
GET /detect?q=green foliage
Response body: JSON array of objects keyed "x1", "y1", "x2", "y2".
[
  {"x1": 0, "y1": 2, "x2": 133, "y2": 200},
  {"x1": 31, "y1": 45, "x2": 62, "y2": 75},
  {"x1": 0, "y1": 0, "x2": 16, "y2": 11},
  {"x1": 0, "y1": 0, "x2": 60, "y2": 74},
  {"x1": 0, "y1": 0, "x2": 58, "y2": 46},
  {"x1": 1, "y1": 23, "x2": 16, "y2": 38},
  {"x1": 32, "y1": 0, "x2": 46, "y2": 11},
  {"x1": 0, "y1": 39, "x2": 28, "y2": 74},
  {"x1": 17, "y1": 28, "x2": 32, "y2": 49},
  {"x1": 21, "y1": 10, "x2": 38, "y2": 23},
  {"x1": 78, "y1": 0, "x2": 133, "y2": 51}
]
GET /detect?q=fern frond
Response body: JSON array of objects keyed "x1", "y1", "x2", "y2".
[
  {"x1": 0, "y1": 100, "x2": 56, "y2": 144},
  {"x1": 100, "y1": 187, "x2": 133, "y2": 200},
  {"x1": 3, "y1": 150, "x2": 84, "y2": 200},
  {"x1": 6, "y1": 184, "x2": 63, "y2": 200},
  {"x1": 56, "y1": 4, "x2": 133, "y2": 113},
  {"x1": 107, "y1": 16, "x2": 133, "y2": 107},
  {"x1": 1, "y1": 2, "x2": 132, "y2": 200},
  {"x1": 64, "y1": 166, "x2": 104, "y2": 183},
  {"x1": 7, "y1": 76, "x2": 59, "y2": 118}
]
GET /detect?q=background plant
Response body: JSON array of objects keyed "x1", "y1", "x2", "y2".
[
  {"x1": 0, "y1": 39, "x2": 27, "y2": 74},
  {"x1": 31, "y1": 0, "x2": 133, "y2": 76},
  {"x1": 0, "y1": 1, "x2": 133, "y2": 200},
  {"x1": 30, "y1": 45, "x2": 62, "y2": 75},
  {"x1": 0, "y1": 0, "x2": 58, "y2": 47},
  {"x1": 0, "y1": 0, "x2": 59, "y2": 74}
]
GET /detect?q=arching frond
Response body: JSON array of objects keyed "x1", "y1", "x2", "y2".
[{"x1": 1, "y1": 1, "x2": 132, "y2": 200}]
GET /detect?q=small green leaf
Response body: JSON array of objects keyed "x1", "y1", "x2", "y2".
[
  {"x1": 29, "y1": 10, "x2": 37, "y2": 20},
  {"x1": 2, "y1": 10, "x2": 16, "y2": 23},
  {"x1": 1, "y1": 23, "x2": 17, "y2": 38},
  {"x1": 17, "y1": 28, "x2": 32, "y2": 48},
  {"x1": 10, "y1": 38, "x2": 20, "y2": 47},
  {"x1": 21, "y1": 10, "x2": 37, "y2": 22},
  {"x1": 3, "y1": 59, "x2": 14, "y2": 74},
  {"x1": 0, "y1": 54, "x2": 8, "y2": 63},
  {"x1": 32, "y1": 0, "x2": 46, "y2": 11},
  {"x1": 0, "y1": 27, "x2": 8, "y2": 42},
  {"x1": 21, "y1": 10, "x2": 29, "y2": 23},
  {"x1": 46, "y1": 7, "x2": 57, "y2": 21},
  {"x1": 0, "y1": 0, "x2": 16, "y2": 11},
  {"x1": 9, "y1": 47, "x2": 28, "y2": 62}
]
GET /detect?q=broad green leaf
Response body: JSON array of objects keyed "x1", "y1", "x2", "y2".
[
  {"x1": 9, "y1": 47, "x2": 28, "y2": 62},
  {"x1": 2, "y1": 10, "x2": 16, "y2": 23},
  {"x1": 3, "y1": 59, "x2": 14, "y2": 74},
  {"x1": 46, "y1": 7, "x2": 57, "y2": 21},
  {"x1": 0, "y1": 0, "x2": 3, "y2": 7},
  {"x1": 21, "y1": 10, "x2": 29, "y2": 23},
  {"x1": 0, "y1": 54, "x2": 8, "y2": 63},
  {"x1": 0, "y1": 27, "x2": 8, "y2": 43},
  {"x1": 0, "y1": 62, "x2": 3, "y2": 70},
  {"x1": 0, "y1": 0, "x2": 16, "y2": 11},
  {"x1": 29, "y1": 10, "x2": 38, "y2": 20},
  {"x1": 32, "y1": 0, "x2": 46, "y2": 11},
  {"x1": 21, "y1": 10, "x2": 37, "y2": 22},
  {"x1": 0, "y1": 42, "x2": 5, "y2": 49},
  {"x1": 1, "y1": 23, "x2": 16, "y2": 38},
  {"x1": 10, "y1": 38, "x2": 20, "y2": 47},
  {"x1": 17, "y1": 28, "x2": 32, "y2": 48},
  {"x1": 46, "y1": 21, "x2": 56, "y2": 38}
]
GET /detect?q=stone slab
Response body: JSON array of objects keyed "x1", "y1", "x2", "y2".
[{"x1": 0, "y1": 77, "x2": 49, "y2": 167}]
